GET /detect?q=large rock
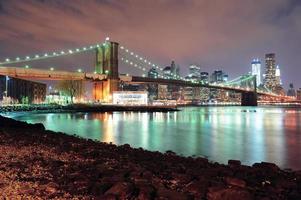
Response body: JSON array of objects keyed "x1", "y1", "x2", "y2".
[
  {"x1": 105, "y1": 182, "x2": 134, "y2": 199},
  {"x1": 207, "y1": 186, "x2": 252, "y2": 200},
  {"x1": 225, "y1": 177, "x2": 246, "y2": 188}
]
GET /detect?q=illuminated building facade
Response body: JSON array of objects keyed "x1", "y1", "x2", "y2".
[
  {"x1": 113, "y1": 91, "x2": 148, "y2": 105},
  {"x1": 188, "y1": 64, "x2": 201, "y2": 79},
  {"x1": 251, "y1": 59, "x2": 261, "y2": 85},
  {"x1": 200, "y1": 72, "x2": 209, "y2": 84},
  {"x1": 264, "y1": 53, "x2": 277, "y2": 91},
  {"x1": 211, "y1": 70, "x2": 228, "y2": 83},
  {"x1": 275, "y1": 65, "x2": 281, "y2": 86},
  {"x1": 200, "y1": 72, "x2": 210, "y2": 102},
  {"x1": 210, "y1": 70, "x2": 228, "y2": 101},
  {"x1": 0, "y1": 75, "x2": 46, "y2": 104},
  {"x1": 162, "y1": 61, "x2": 181, "y2": 100}
]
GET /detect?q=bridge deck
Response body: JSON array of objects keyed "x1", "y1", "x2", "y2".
[{"x1": 0, "y1": 66, "x2": 106, "y2": 81}]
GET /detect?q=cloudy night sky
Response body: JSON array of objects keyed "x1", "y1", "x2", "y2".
[{"x1": 0, "y1": 0, "x2": 301, "y2": 88}]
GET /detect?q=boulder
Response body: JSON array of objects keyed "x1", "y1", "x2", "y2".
[
  {"x1": 207, "y1": 186, "x2": 252, "y2": 200},
  {"x1": 225, "y1": 177, "x2": 246, "y2": 188}
]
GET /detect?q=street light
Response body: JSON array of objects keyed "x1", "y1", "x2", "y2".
[
  {"x1": 77, "y1": 69, "x2": 82, "y2": 73},
  {"x1": 50, "y1": 67, "x2": 54, "y2": 71}
]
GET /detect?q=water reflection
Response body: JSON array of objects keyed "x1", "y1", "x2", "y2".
[{"x1": 9, "y1": 106, "x2": 301, "y2": 170}]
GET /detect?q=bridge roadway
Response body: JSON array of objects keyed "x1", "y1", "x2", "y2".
[
  {"x1": 0, "y1": 66, "x2": 290, "y2": 99},
  {"x1": 0, "y1": 66, "x2": 106, "y2": 81}
]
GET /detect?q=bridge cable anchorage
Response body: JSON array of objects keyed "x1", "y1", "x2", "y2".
[{"x1": 0, "y1": 43, "x2": 103, "y2": 65}]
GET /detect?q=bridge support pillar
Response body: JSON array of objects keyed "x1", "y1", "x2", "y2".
[
  {"x1": 93, "y1": 40, "x2": 119, "y2": 103},
  {"x1": 93, "y1": 79, "x2": 119, "y2": 103},
  {"x1": 241, "y1": 92, "x2": 258, "y2": 106}
]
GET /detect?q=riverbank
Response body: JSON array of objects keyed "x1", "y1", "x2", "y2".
[
  {"x1": 0, "y1": 103, "x2": 179, "y2": 113},
  {"x1": 0, "y1": 116, "x2": 300, "y2": 199}
]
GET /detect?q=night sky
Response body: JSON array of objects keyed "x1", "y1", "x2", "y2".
[{"x1": 0, "y1": 0, "x2": 301, "y2": 89}]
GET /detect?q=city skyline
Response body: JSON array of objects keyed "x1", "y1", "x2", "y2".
[{"x1": 0, "y1": 0, "x2": 301, "y2": 88}]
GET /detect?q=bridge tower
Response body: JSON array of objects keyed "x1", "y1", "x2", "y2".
[
  {"x1": 93, "y1": 41, "x2": 119, "y2": 102},
  {"x1": 241, "y1": 75, "x2": 258, "y2": 106}
]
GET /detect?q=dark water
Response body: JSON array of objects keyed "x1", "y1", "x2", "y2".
[{"x1": 7, "y1": 106, "x2": 301, "y2": 170}]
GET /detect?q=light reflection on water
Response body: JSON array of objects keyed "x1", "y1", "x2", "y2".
[{"x1": 8, "y1": 106, "x2": 301, "y2": 170}]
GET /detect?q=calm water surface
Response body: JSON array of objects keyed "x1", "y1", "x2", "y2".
[{"x1": 8, "y1": 106, "x2": 301, "y2": 170}]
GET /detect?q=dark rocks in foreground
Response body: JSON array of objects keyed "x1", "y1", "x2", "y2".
[{"x1": 0, "y1": 116, "x2": 301, "y2": 199}]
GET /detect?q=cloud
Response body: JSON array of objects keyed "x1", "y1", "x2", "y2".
[{"x1": 0, "y1": 0, "x2": 300, "y2": 87}]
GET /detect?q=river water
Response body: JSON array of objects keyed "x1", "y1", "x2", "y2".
[{"x1": 7, "y1": 106, "x2": 301, "y2": 170}]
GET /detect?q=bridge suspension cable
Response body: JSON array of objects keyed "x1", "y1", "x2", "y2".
[
  {"x1": 0, "y1": 43, "x2": 107, "y2": 65},
  {"x1": 119, "y1": 44, "x2": 185, "y2": 80}
]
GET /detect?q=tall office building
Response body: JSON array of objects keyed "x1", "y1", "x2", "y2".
[
  {"x1": 162, "y1": 61, "x2": 181, "y2": 99},
  {"x1": 200, "y1": 72, "x2": 210, "y2": 102},
  {"x1": 275, "y1": 65, "x2": 281, "y2": 86},
  {"x1": 148, "y1": 67, "x2": 158, "y2": 78},
  {"x1": 169, "y1": 61, "x2": 180, "y2": 79},
  {"x1": 200, "y1": 72, "x2": 209, "y2": 84},
  {"x1": 264, "y1": 53, "x2": 277, "y2": 91},
  {"x1": 188, "y1": 64, "x2": 201, "y2": 79},
  {"x1": 163, "y1": 66, "x2": 172, "y2": 79},
  {"x1": 211, "y1": 70, "x2": 228, "y2": 83},
  {"x1": 251, "y1": 59, "x2": 261, "y2": 85}
]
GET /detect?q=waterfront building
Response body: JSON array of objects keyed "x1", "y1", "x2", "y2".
[
  {"x1": 158, "y1": 85, "x2": 169, "y2": 99},
  {"x1": 46, "y1": 91, "x2": 73, "y2": 105},
  {"x1": 264, "y1": 53, "x2": 277, "y2": 91},
  {"x1": 0, "y1": 75, "x2": 46, "y2": 104},
  {"x1": 112, "y1": 91, "x2": 148, "y2": 105},
  {"x1": 251, "y1": 59, "x2": 261, "y2": 85}
]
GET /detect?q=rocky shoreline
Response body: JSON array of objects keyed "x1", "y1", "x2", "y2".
[
  {"x1": 0, "y1": 104, "x2": 178, "y2": 114},
  {"x1": 0, "y1": 115, "x2": 300, "y2": 199}
]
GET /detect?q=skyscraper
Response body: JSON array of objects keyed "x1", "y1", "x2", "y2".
[
  {"x1": 251, "y1": 59, "x2": 261, "y2": 85},
  {"x1": 275, "y1": 65, "x2": 281, "y2": 86},
  {"x1": 188, "y1": 64, "x2": 201, "y2": 79},
  {"x1": 211, "y1": 70, "x2": 227, "y2": 83},
  {"x1": 264, "y1": 53, "x2": 277, "y2": 91},
  {"x1": 200, "y1": 72, "x2": 209, "y2": 84},
  {"x1": 287, "y1": 83, "x2": 296, "y2": 97},
  {"x1": 148, "y1": 67, "x2": 158, "y2": 78}
]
